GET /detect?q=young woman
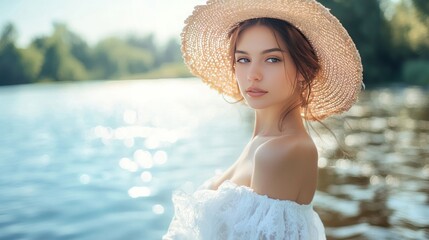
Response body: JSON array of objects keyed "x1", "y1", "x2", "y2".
[{"x1": 164, "y1": 0, "x2": 363, "y2": 239}]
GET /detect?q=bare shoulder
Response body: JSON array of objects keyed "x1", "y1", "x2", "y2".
[
  {"x1": 256, "y1": 133, "x2": 318, "y2": 165},
  {"x1": 251, "y1": 134, "x2": 319, "y2": 204},
  {"x1": 277, "y1": 133, "x2": 318, "y2": 163}
]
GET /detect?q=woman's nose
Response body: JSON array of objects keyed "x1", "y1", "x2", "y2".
[{"x1": 247, "y1": 63, "x2": 262, "y2": 82}]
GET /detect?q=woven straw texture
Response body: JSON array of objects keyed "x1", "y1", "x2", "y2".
[{"x1": 181, "y1": 0, "x2": 363, "y2": 120}]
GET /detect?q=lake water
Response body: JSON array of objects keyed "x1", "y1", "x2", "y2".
[{"x1": 0, "y1": 79, "x2": 427, "y2": 240}]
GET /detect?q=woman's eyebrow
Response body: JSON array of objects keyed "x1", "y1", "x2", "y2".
[{"x1": 235, "y1": 48, "x2": 285, "y2": 54}]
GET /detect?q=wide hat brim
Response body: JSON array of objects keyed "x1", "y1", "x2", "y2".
[{"x1": 181, "y1": 0, "x2": 363, "y2": 120}]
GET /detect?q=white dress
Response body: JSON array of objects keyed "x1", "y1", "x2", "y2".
[{"x1": 163, "y1": 178, "x2": 326, "y2": 240}]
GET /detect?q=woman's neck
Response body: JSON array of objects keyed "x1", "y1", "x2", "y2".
[{"x1": 252, "y1": 105, "x2": 305, "y2": 138}]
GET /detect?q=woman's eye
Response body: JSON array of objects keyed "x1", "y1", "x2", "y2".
[
  {"x1": 267, "y1": 57, "x2": 281, "y2": 63},
  {"x1": 236, "y1": 58, "x2": 250, "y2": 63}
]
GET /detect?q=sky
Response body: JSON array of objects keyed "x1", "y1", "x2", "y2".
[{"x1": 0, "y1": 0, "x2": 206, "y2": 47}]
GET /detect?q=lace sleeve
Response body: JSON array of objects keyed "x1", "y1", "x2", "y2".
[{"x1": 164, "y1": 179, "x2": 326, "y2": 240}]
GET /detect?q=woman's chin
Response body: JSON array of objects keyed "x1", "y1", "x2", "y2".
[
  {"x1": 244, "y1": 97, "x2": 295, "y2": 110},
  {"x1": 244, "y1": 100, "x2": 271, "y2": 110}
]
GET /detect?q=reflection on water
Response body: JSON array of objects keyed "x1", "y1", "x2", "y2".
[
  {"x1": 0, "y1": 79, "x2": 427, "y2": 239},
  {"x1": 311, "y1": 87, "x2": 429, "y2": 240}
]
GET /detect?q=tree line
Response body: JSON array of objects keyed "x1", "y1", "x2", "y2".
[
  {"x1": 0, "y1": 0, "x2": 428, "y2": 87},
  {"x1": 318, "y1": 0, "x2": 429, "y2": 86},
  {"x1": 0, "y1": 22, "x2": 190, "y2": 86}
]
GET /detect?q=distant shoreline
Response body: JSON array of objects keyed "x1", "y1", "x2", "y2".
[{"x1": 1, "y1": 78, "x2": 427, "y2": 91}]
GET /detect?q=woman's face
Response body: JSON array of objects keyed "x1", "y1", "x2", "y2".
[{"x1": 234, "y1": 24, "x2": 300, "y2": 110}]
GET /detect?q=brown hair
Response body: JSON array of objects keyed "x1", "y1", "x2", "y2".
[{"x1": 228, "y1": 18, "x2": 321, "y2": 131}]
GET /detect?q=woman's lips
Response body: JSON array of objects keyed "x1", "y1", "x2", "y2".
[
  {"x1": 246, "y1": 87, "x2": 268, "y2": 97},
  {"x1": 246, "y1": 91, "x2": 267, "y2": 97}
]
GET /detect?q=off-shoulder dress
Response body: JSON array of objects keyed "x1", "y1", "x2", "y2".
[{"x1": 163, "y1": 177, "x2": 326, "y2": 240}]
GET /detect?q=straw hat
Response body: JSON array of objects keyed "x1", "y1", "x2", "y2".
[{"x1": 181, "y1": 0, "x2": 363, "y2": 120}]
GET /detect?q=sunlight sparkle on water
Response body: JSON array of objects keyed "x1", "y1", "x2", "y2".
[
  {"x1": 361, "y1": 163, "x2": 374, "y2": 176},
  {"x1": 335, "y1": 159, "x2": 352, "y2": 170},
  {"x1": 79, "y1": 174, "x2": 91, "y2": 184},
  {"x1": 152, "y1": 204, "x2": 165, "y2": 215},
  {"x1": 378, "y1": 90, "x2": 394, "y2": 107},
  {"x1": 119, "y1": 157, "x2": 139, "y2": 172},
  {"x1": 318, "y1": 157, "x2": 328, "y2": 168},
  {"x1": 140, "y1": 171, "x2": 152, "y2": 182},
  {"x1": 385, "y1": 175, "x2": 400, "y2": 187},
  {"x1": 423, "y1": 165, "x2": 429, "y2": 177},
  {"x1": 370, "y1": 175, "x2": 381, "y2": 185},
  {"x1": 134, "y1": 150, "x2": 153, "y2": 169},
  {"x1": 128, "y1": 186, "x2": 151, "y2": 198},
  {"x1": 123, "y1": 109, "x2": 137, "y2": 124},
  {"x1": 91, "y1": 125, "x2": 184, "y2": 148},
  {"x1": 123, "y1": 138, "x2": 135, "y2": 148},
  {"x1": 404, "y1": 88, "x2": 426, "y2": 107},
  {"x1": 93, "y1": 125, "x2": 112, "y2": 140},
  {"x1": 154, "y1": 151, "x2": 168, "y2": 165},
  {"x1": 145, "y1": 137, "x2": 160, "y2": 149}
]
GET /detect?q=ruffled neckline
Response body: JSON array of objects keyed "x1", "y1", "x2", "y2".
[{"x1": 215, "y1": 180, "x2": 313, "y2": 209}]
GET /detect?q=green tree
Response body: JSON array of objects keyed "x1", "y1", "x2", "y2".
[
  {"x1": 19, "y1": 46, "x2": 43, "y2": 82},
  {"x1": 126, "y1": 34, "x2": 161, "y2": 66},
  {"x1": 390, "y1": 1, "x2": 429, "y2": 56},
  {"x1": 318, "y1": 0, "x2": 394, "y2": 86},
  {"x1": 94, "y1": 37, "x2": 154, "y2": 79},
  {"x1": 39, "y1": 40, "x2": 87, "y2": 81},
  {"x1": 31, "y1": 36, "x2": 51, "y2": 52},
  {"x1": 412, "y1": 0, "x2": 429, "y2": 21},
  {"x1": 390, "y1": 0, "x2": 429, "y2": 85},
  {"x1": 0, "y1": 23, "x2": 40, "y2": 85},
  {"x1": 38, "y1": 23, "x2": 88, "y2": 81},
  {"x1": 161, "y1": 38, "x2": 182, "y2": 64},
  {"x1": 56, "y1": 24, "x2": 95, "y2": 72},
  {"x1": 0, "y1": 22, "x2": 17, "y2": 49}
]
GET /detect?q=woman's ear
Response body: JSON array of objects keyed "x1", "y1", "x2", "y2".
[
  {"x1": 297, "y1": 72, "x2": 304, "y2": 82},
  {"x1": 296, "y1": 73, "x2": 305, "y2": 89}
]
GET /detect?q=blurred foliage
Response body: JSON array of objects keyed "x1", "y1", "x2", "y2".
[
  {"x1": 0, "y1": 0, "x2": 427, "y2": 86},
  {"x1": 38, "y1": 23, "x2": 88, "y2": 82},
  {"x1": 319, "y1": 0, "x2": 428, "y2": 86},
  {"x1": 402, "y1": 59, "x2": 429, "y2": 85},
  {"x1": 0, "y1": 21, "x2": 190, "y2": 85},
  {"x1": 319, "y1": 0, "x2": 393, "y2": 85},
  {"x1": 124, "y1": 62, "x2": 193, "y2": 80},
  {"x1": 94, "y1": 37, "x2": 154, "y2": 79},
  {"x1": 0, "y1": 23, "x2": 38, "y2": 85}
]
